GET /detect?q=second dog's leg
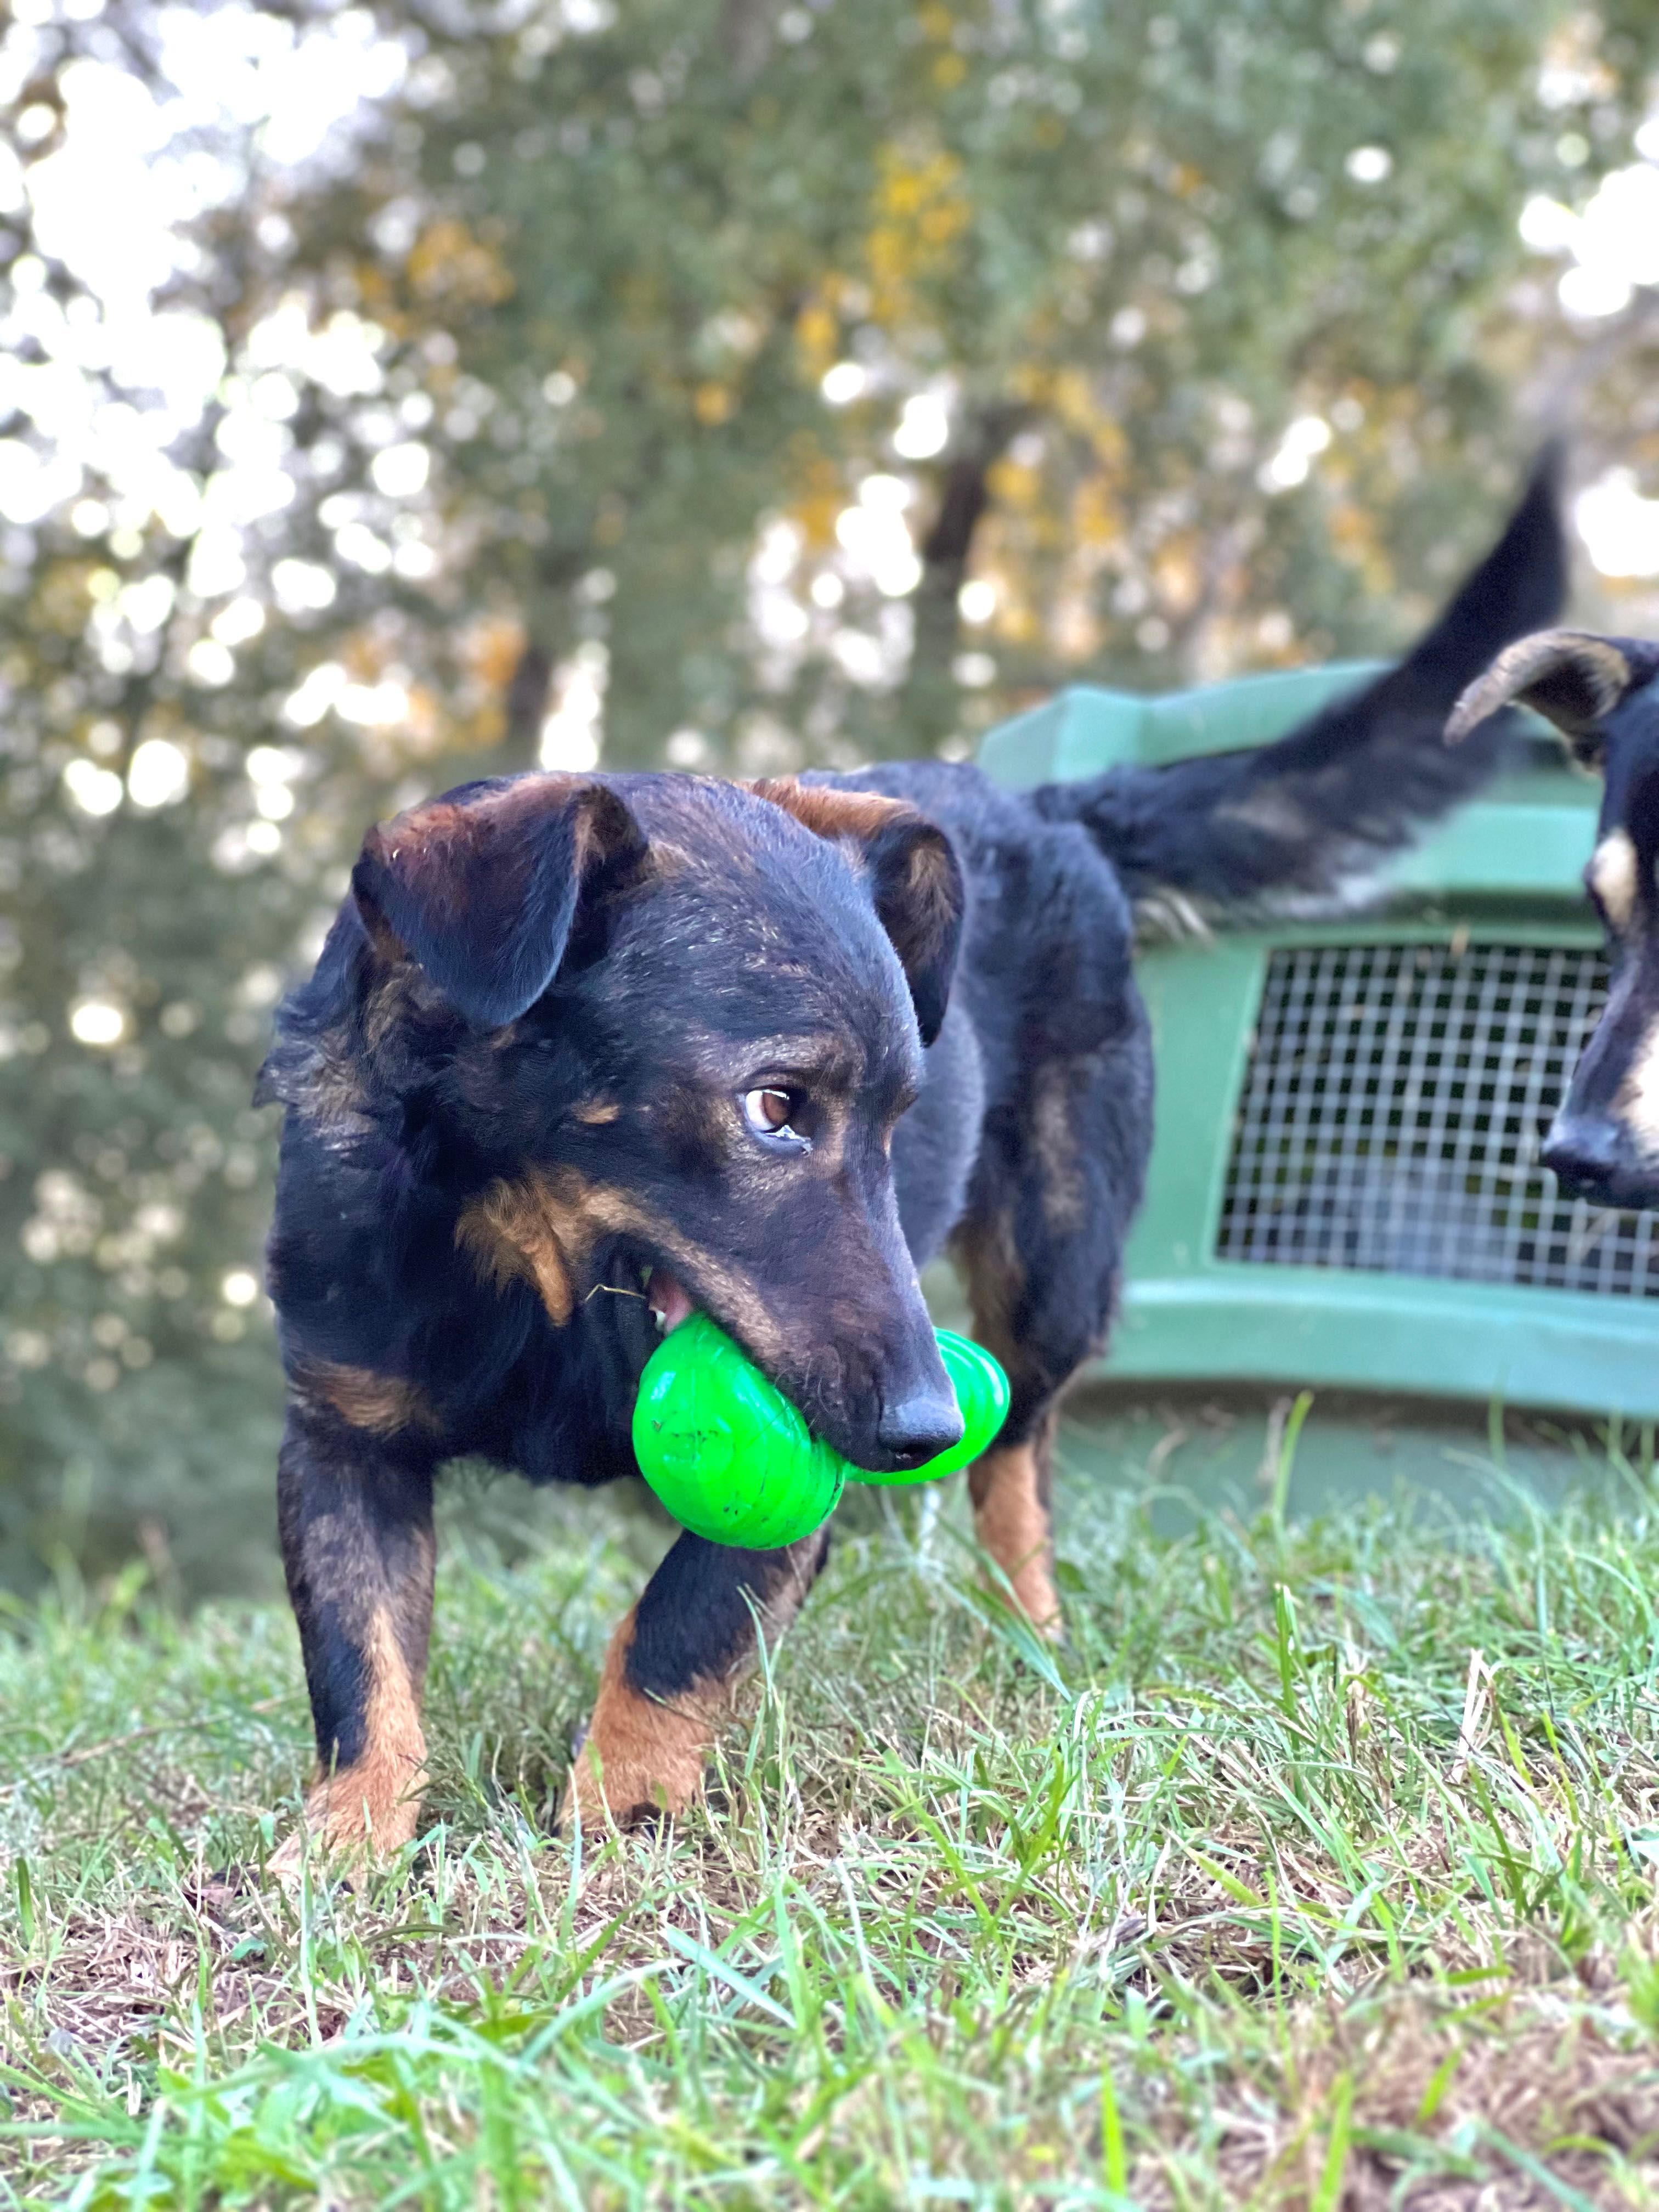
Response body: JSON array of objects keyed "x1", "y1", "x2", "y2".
[{"x1": 564, "y1": 1528, "x2": 829, "y2": 1828}]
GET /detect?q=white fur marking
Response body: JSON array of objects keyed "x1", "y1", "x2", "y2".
[
  {"x1": 1619, "y1": 1018, "x2": 1659, "y2": 1157},
  {"x1": 1589, "y1": 830, "x2": 1638, "y2": 933}
]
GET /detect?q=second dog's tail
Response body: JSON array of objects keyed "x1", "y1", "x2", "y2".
[{"x1": 1029, "y1": 452, "x2": 1567, "y2": 910}]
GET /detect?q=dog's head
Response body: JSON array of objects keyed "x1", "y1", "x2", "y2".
[
  {"x1": 346, "y1": 768, "x2": 967, "y2": 1474},
  {"x1": 1450, "y1": 630, "x2": 1659, "y2": 1206}
]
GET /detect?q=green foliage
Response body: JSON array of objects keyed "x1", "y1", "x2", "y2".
[
  {"x1": 8, "y1": 1465, "x2": 1659, "y2": 2201},
  {"x1": 356, "y1": 0, "x2": 1650, "y2": 753},
  {"x1": 2, "y1": 0, "x2": 1657, "y2": 1588}
]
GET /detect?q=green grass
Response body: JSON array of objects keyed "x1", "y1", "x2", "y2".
[{"x1": 6, "y1": 1423, "x2": 1659, "y2": 2207}]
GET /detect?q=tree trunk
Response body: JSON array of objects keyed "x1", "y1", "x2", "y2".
[
  {"x1": 504, "y1": 640, "x2": 553, "y2": 765},
  {"x1": 894, "y1": 406, "x2": 1026, "y2": 758}
]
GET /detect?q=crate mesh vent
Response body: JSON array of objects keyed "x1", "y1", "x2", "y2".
[{"x1": 1217, "y1": 941, "x2": 1659, "y2": 1299}]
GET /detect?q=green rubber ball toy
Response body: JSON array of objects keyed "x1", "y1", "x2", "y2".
[{"x1": 632, "y1": 1313, "x2": 1010, "y2": 1550}]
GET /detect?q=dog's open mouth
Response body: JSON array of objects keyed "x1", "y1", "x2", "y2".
[{"x1": 645, "y1": 1267, "x2": 693, "y2": 1338}]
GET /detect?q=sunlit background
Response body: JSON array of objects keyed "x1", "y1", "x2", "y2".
[{"x1": 4, "y1": 0, "x2": 1659, "y2": 1593}]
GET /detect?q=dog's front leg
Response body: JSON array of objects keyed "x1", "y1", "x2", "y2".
[
  {"x1": 271, "y1": 1401, "x2": 436, "y2": 1875},
  {"x1": 564, "y1": 1528, "x2": 828, "y2": 1830},
  {"x1": 968, "y1": 1414, "x2": 1062, "y2": 1638}
]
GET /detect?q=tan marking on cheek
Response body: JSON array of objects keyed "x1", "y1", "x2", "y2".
[
  {"x1": 662, "y1": 1253, "x2": 794, "y2": 1367},
  {"x1": 282, "y1": 1601, "x2": 431, "y2": 1870},
  {"x1": 1589, "y1": 830, "x2": 1639, "y2": 934},
  {"x1": 460, "y1": 1166, "x2": 792, "y2": 1361},
  {"x1": 968, "y1": 1438, "x2": 1060, "y2": 1638},
  {"x1": 1617, "y1": 1020, "x2": 1659, "y2": 1156},
  {"x1": 561, "y1": 1173, "x2": 797, "y2": 1365},
  {"x1": 561, "y1": 1607, "x2": 723, "y2": 1829},
  {"x1": 573, "y1": 1098, "x2": 623, "y2": 1125},
  {"x1": 455, "y1": 1175, "x2": 578, "y2": 1325},
  {"x1": 299, "y1": 1361, "x2": 442, "y2": 1437}
]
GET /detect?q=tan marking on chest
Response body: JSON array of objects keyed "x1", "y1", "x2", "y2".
[{"x1": 300, "y1": 1361, "x2": 442, "y2": 1437}]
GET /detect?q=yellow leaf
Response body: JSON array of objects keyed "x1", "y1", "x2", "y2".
[
  {"x1": 794, "y1": 300, "x2": 839, "y2": 380},
  {"x1": 407, "y1": 219, "x2": 515, "y2": 308},
  {"x1": 987, "y1": 460, "x2": 1041, "y2": 511},
  {"x1": 459, "y1": 616, "x2": 528, "y2": 691}
]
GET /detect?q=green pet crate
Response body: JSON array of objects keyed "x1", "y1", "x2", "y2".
[{"x1": 977, "y1": 666, "x2": 1659, "y2": 1431}]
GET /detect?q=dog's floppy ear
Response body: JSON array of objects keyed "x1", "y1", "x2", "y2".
[
  {"x1": 1446, "y1": 629, "x2": 1659, "y2": 753},
  {"x1": 352, "y1": 774, "x2": 647, "y2": 1026},
  {"x1": 748, "y1": 779, "x2": 966, "y2": 1045}
]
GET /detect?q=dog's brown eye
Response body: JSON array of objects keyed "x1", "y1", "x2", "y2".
[{"x1": 741, "y1": 1087, "x2": 808, "y2": 1147}]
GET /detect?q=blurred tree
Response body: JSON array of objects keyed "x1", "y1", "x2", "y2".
[
  {"x1": 2, "y1": 0, "x2": 1657, "y2": 1591},
  {"x1": 334, "y1": 0, "x2": 1659, "y2": 761}
]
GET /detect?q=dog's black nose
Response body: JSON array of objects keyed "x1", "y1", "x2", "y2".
[
  {"x1": 877, "y1": 1392, "x2": 964, "y2": 1471},
  {"x1": 1542, "y1": 1113, "x2": 1622, "y2": 1199}
]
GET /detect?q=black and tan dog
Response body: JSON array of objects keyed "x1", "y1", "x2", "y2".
[
  {"x1": 257, "y1": 464, "x2": 1564, "y2": 1863},
  {"x1": 1449, "y1": 619, "x2": 1659, "y2": 1207}
]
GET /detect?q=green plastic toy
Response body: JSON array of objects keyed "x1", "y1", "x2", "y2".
[{"x1": 632, "y1": 1313, "x2": 1011, "y2": 1550}]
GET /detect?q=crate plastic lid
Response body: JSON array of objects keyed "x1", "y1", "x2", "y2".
[{"x1": 977, "y1": 664, "x2": 1385, "y2": 788}]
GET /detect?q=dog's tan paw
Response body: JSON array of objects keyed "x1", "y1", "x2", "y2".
[
  {"x1": 560, "y1": 1610, "x2": 719, "y2": 1832},
  {"x1": 1005, "y1": 1556, "x2": 1064, "y2": 1643},
  {"x1": 269, "y1": 1765, "x2": 426, "y2": 1891},
  {"x1": 969, "y1": 1441, "x2": 1063, "y2": 1641},
  {"x1": 560, "y1": 1724, "x2": 708, "y2": 1833}
]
